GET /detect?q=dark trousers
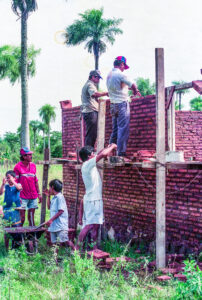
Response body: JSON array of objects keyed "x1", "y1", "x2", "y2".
[
  {"x1": 83, "y1": 111, "x2": 98, "y2": 148},
  {"x1": 109, "y1": 101, "x2": 130, "y2": 156}
]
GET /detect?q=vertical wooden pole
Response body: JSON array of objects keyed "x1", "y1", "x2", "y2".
[
  {"x1": 96, "y1": 99, "x2": 106, "y2": 245},
  {"x1": 40, "y1": 148, "x2": 49, "y2": 223},
  {"x1": 74, "y1": 144, "x2": 80, "y2": 229},
  {"x1": 171, "y1": 95, "x2": 175, "y2": 151},
  {"x1": 155, "y1": 48, "x2": 166, "y2": 269},
  {"x1": 167, "y1": 89, "x2": 172, "y2": 151},
  {"x1": 96, "y1": 99, "x2": 106, "y2": 179},
  {"x1": 80, "y1": 115, "x2": 85, "y2": 147}
]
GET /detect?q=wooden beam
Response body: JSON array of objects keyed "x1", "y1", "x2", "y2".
[
  {"x1": 167, "y1": 82, "x2": 192, "y2": 92},
  {"x1": 40, "y1": 148, "x2": 49, "y2": 223},
  {"x1": 155, "y1": 48, "x2": 166, "y2": 269},
  {"x1": 74, "y1": 145, "x2": 80, "y2": 229},
  {"x1": 96, "y1": 99, "x2": 106, "y2": 178},
  {"x1": 166, "y1": 86, "x2": 175, "y2": 110}
]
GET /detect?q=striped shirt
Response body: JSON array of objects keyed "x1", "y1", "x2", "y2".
[{"x1": 14, "y1": 161, "x2": 39, "y2": 200}]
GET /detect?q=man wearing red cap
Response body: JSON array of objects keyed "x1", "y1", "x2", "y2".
[
  {"x1": 107, "y1": 56, "x2": 141, "y2": 158},
  {"x1": 14, "y1": 147, "x2": 42, "y2": 226}
]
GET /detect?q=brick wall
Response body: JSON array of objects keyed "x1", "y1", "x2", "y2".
[
  {"x1": 61, "y1": 96, "x2": 202, "y2": 246},
  {"x1": 175, "y1": 111, "x2": 202, "y2": 161}
]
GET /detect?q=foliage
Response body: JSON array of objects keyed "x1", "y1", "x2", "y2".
[
  {"x1": 50, "y1": 131, "x2": 62, "y2": 158},
  {"x1": 39, "y1": 104, "x2": 56, "y2": 156},
  {"x1": 0, "y1": 132, "x2": 20, "y2": 164},
  {"x1": 135, "y1": 77, "x2": 155, "y2": 96},
  {"x1": 190, "y1": 96, "x2": 202, "y2": 111},
  {"x1": 11, "y1": 0, "x2": 38, "y2": 18},
  {"x1": 65, "y1": 8, "x2": 123, "y2": 69},
  {"x1": 0, "y1": 45, "x2": 40, "y2": 84},
  {"x1": 172, "y1": 80, "x2": 190, "y2": 111},
  {"x1": 0, "y1": 243, "x2": 175, "y2": 300},
  {"x1": 173, "y1": 259, "x2": 202, "y2": 300}
]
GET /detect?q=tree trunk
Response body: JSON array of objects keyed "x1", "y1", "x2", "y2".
[
  {"x1": 93, "y1": 43, "x2": 99, "y2": 70},
  {"x1": 21, "y1": 14, "x2": 29, "y2": 148},
  {"x1": 33, "y1": 130, "x2": 36, "y2": 150},
  {"x1": 48, "y1": 124, "x2": 51, "y2": 160},
  {"x1": 43, "y1": 131, "x2": 45, "y2": 150},
  {"x1": 95, "y1": 53, "x2": 99, "y2": 70}
]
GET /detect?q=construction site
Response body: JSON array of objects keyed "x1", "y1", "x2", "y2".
[{"x1": 39, "y1": 49, "x2": 202, "y2": 270}]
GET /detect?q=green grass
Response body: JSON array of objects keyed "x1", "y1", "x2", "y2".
[{"x1": 0, "y1": 165, "x2": 201, "y2": 299}]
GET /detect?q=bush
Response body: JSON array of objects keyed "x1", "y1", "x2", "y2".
[{"x1": 173, "y1": 259, "x2": 202, "y2": 300}]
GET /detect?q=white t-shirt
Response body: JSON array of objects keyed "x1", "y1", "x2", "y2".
[
  {"x1": 106, "y1": 68, "x2": 133, "y2": 103},
  {"x1": 81, "y1": 156, "x2": 102, "y2": 201}
]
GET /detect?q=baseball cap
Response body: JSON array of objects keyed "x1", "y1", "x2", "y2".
[
  {"x1": 89, "y1": 70, "x2": 103, "y2": 79},
  {"x1": 115, "y1": 56, "x2": 129, "y2": 69},
  {"x1": 20, "y1": 147, "x2": 33, "y2": 156}
]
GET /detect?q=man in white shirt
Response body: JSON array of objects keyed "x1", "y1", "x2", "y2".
[
  {"x1": 106, "y1": 56, "x2": 141, "y2": 158},
  {"x1": 77, "y1": 143, "x2": 117, "y2": 250}
]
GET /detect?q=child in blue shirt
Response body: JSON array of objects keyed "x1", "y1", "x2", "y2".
[
  {"x1": 44, "y1": 179, "x2": 75, "y2": 260},
  {"x1": 0, "y1": 170, "x2": 22, "y2": 249}
]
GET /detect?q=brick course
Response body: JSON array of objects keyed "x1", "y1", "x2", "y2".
[{"x1": 61, "y1": 96, "x2": 202, "y2": 246}]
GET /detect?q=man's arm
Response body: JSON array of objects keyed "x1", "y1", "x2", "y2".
[
  {"x1": 130, "y1": 84, "x2": 141, "y2": 97},
  {"x1": 43, "y1": 189, "x2": 51, "y2": 209},
  {"x1": 44, "y1": 210, "x2": 64, "y2": 227},
  {"x1": 35, "y1": 181, "x2": 42, "y2": 203},
  {"x1": 96, "y1": 143, "x2": 117, "y2": 163},
  {"x1": 92, "y1": 91, "x2": 108, "y2": 98}
]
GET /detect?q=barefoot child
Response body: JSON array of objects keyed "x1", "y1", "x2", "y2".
[
  {"x1": 44, "y1": 179, "x2": 75, "y2": 255},
  {"x1": 77, "y1": 143, "x2": 117, "y2": 250},
  {"x1": 0, "y1": 170, "x2": 22, "y2": 249}
]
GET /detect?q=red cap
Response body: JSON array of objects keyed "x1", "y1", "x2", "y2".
[
  {"x1": 116, "y1": 56, "x2": 129, "y2": 69},
  {"x1": 20, "y1": 147, "x2": 33, "y2": 156}
]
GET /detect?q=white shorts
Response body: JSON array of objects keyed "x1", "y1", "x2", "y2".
[
  {"x1": 83, "y1": 199, "x2": 104, "y2": 226},
  {"x1": 50, "y1": 230, "x2": 69, "y2": 243}
]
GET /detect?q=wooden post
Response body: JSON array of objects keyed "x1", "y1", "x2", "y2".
[
  {"x1": 80, "y1": 114, "x2": 85, "y2": 147},
  {"x1": 40, "y1": 148, "x2": 49, "y2": 223},
  {"x1": 96, "y1": 99, "x2": 106, "y2": 179},
  {"x1": 171, "y1": 94, "x2": 175, "y2": 151},
  {"x1": 96, "y1": 99, "x2": 106, "y2": 244},
  {"x1": 155, "y1": 48, "x2": 166, "y2": 269},
  {"x1": 74, "y1": 144, "x2": 80, "y2": 229}
]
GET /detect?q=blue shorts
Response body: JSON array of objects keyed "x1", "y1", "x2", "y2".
[{"x1": 21, "y1": 198, "x2": 38, "y2": 210}]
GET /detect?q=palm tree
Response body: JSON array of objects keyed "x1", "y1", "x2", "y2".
[
  {"x1": 11, "y1": 0, "x2": 38, "y2": 148},
  {"x1": 38, "y1": 122, "x2": 48, "y2": 151},
  {"x1": 64, "y1": 8, "x2": 123, "y2": 70},
  {"x1": 29, "y1": 120, "x2": 41, "y2": 149},
  {"x1": 172, "y1": 80, "x2": 190, "y2": 111},
  {"x1": 39, "y1": 104, "x2": 56, "y2": 158},
  {"x1": 0, "y1": 45, "x2": 40, "y2": 84}
]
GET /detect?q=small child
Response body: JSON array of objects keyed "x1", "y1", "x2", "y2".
[
  {"x1": 44, "y1": 179, "x2": 75, "y2": 255},
  {"x1": 0, "y1": 170, "x2": 22, "y2": 249}
]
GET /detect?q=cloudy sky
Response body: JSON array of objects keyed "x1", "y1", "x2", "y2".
[{"x1": 0, "y1": 0, "x2": 201, "y2": 136}]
